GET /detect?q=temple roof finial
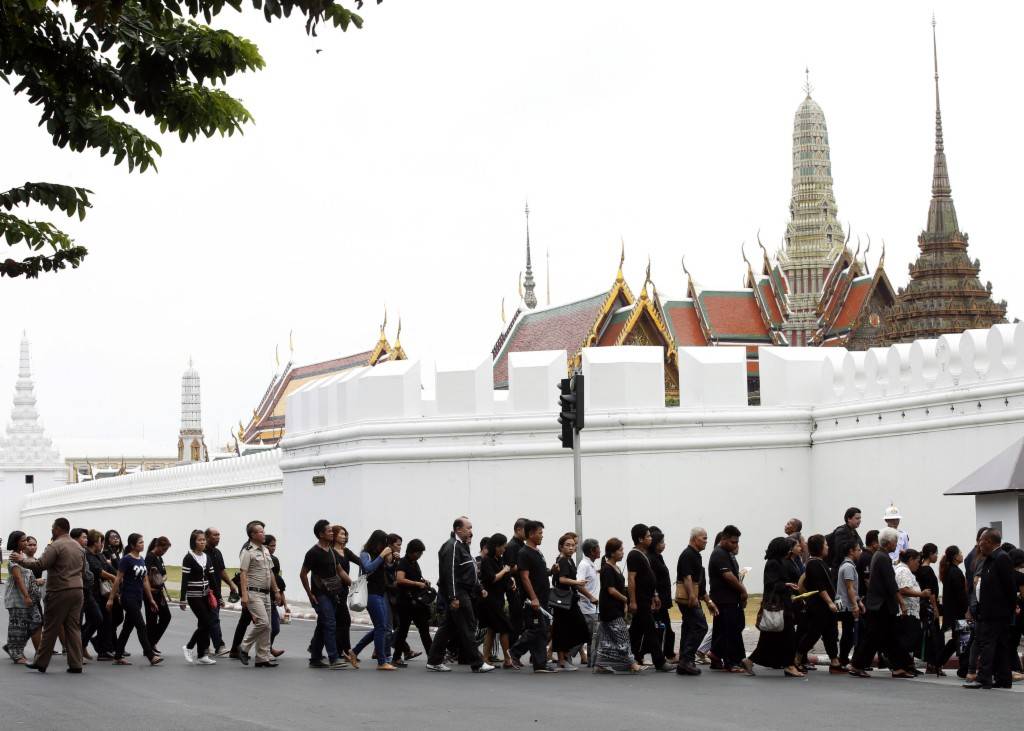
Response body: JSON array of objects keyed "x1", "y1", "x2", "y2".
[
  {"x1": 803, "y1": 66, "x2": 812, "y2": 97},
  {"x1": 616, "y1": 237, "x2": 625, "y2": 282},
  {"x1": 522, "y1": 200, "x2": 537, "y2": 309},
  {"x1": 926, "y1": 16, "x2": 957, "y2": 233}
]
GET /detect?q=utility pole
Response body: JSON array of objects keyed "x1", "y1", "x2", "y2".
[{"x1": 558, "y1": 371, "x2": 585, "y2": 559}]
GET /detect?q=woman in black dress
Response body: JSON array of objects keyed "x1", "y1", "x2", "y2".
[
  {"x1": 747, "y1": 537, "x2": 804, "y2": 677},
  {"x1": 478, "y1": 533, "x2": 516, "y2": 668},
  {"x1": 938, "y1": 545, "x2": 968, "y2": 675},
  {"x1": 144, "y1": 536, "x2": 172, "y2": 655},
  {"x1": 550, "y1": 533, "x2": 593, "y2": 671}
]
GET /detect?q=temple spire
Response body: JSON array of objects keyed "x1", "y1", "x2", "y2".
[
  {"x1": 927, "y1": 15, "x2": 958, "y2": 233},
  {"x1": 522, "y1": 201, "x2": 537, "y2": 309}
]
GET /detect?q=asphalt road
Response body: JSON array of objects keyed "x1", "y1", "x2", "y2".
[{"x1": 0, "y1": 608, "x2": 1019, "y2": 731}]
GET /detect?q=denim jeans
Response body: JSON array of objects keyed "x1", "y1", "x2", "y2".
[
  {"x1": 310, "y1": 593, "x2": 339, "y2": 662},
  {"x1": 353, "y1": 593, "x2": 392, "y2": 665}
]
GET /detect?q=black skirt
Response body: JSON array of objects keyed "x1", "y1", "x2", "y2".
[
  {"x1": 748, "y1": 610, "x2": 797, "y2": 669},
  {"x1": 551, "y1": 602, "x2": 591, "y2": 652},
  {"x1": 478, "y1": 597, "x2": 513, "y2": 634}
]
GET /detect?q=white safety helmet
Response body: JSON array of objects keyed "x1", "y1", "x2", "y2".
[{"x1": 883, "y1": 503, "x2": 902, "y2": 521}]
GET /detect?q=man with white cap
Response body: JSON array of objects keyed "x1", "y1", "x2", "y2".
[{"x1": 883, "y1": 504, "x2": 909, "y2": 562}]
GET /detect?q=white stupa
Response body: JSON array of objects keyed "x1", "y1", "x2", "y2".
[{"x1": 0, "y1": 333, "x2": 66, "y2": 531}]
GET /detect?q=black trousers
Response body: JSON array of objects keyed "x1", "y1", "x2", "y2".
[
  {"x1": 677, "y1": 603, "x2": 708, "y2": 665},
  {"x1": 654, "y1": 605, "x2": 675, "y2": 659},
  {"x1": 335, "y1": 599, "x2": 352, "y2": 653},
  {"x1": 507, "y1": 587, "x2": 523, "y2": 644},
  {"x1": 852, "y1": 610, "x2": 911, "y2": 672},
  {"x1": 838, "y1": 611, "x2": 857, "y2": 664},
  {"x1": 629, "y1": 605, "x2": 665, "y2": 667},
  {"x1": 393, "y1": 600, "x2": 433, "y2": 657},
  {"x1": 115, "y1": 597, "x2": 154, "y2": 660},
  {"x1": 427, "y1": 591, "x2": 483, "y2": 669},
  {"x1": 797, "y1": 602, "x2": 839, "y2": 660},
  {"x1": 186, "y1": 596, "x2": 213, "y2": 657},
  {"x1": 97, "y1": 599, "x2": 123, "y2": 655},
  {"x1": 711, "y1": 604, "x2": 745, "y2": 667},
  {"x1": 510, "y1": 604, "x2": 549, "y2": 669},
  {"x1": 975, "y1": 619, "x2": 1012, "y2": 687},
  {"x1": 145, "y1": 595, "x2": 171, "y2": 649},
  {"x1": 80, "y1": 593, "x2": 105, "y2": 653}
]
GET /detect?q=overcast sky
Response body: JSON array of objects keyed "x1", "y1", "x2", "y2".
[{"x1": 2, "y1": 1, "x2": 1021, "y2": 455}]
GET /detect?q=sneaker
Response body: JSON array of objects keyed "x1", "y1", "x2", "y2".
[
  {"x1": 473, "y1": 662, "x2": 495, "y2": 673},
  {"x1": 534, "y1": 663, "x2": 559, "y2": 673},
  {"x1": 237, "y1": 650, "x2": 250, "y2": 666},
  {"x1": 197, "y1": 656, "x2": 216, "y2": 666},
  {"x1": 425, "y1": 663, "x2": 452, "y2": 672},
  {"x1": 182, "y1": 646, "x2": 195, "y2": 664},
  {"x1": 308, "y1": 659, "x2": 329, "y2": 669},
  {"x1": 330, "y1": 659, "x2": 349, "y2": 670},
  {"x1": 655, "y1": 663, "x2": 676, "y2": 673},
  {"x1": 559, "y1": 663, "x2": 578, "y2": 672}
]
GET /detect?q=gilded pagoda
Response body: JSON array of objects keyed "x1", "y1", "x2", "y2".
[{"x1": 883, "y1": 21, "x2": 1007, "y2": 342}]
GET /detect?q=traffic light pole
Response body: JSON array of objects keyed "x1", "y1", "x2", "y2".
[{"x1": 573, "y1": 425, "x2": 583, "y2": 562}]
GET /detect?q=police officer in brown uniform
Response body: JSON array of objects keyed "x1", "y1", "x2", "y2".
[{"x1": 238, "y1": 521, "x2": 281, "y2": 668}]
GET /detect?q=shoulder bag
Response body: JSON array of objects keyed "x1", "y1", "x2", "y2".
[
  {"x1": 674, "y1": 580, "x2": 691, "y2": 605},
  {"x1": 756, "y1": 591, "x2": 785, "y2": 633},
  {"x1": 548, "y1": 584, "x2": 573, "y2": 611},
  {"x1": 410, "y1": 585, "x2": 438, "y2": 608},
  {"x1": 320, "y1": 548, "x2": 345, "y2": 596}
]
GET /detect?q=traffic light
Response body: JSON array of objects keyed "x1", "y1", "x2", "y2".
[{"x1": 557, "y1": 372, "x2": 584, "y2": 449}]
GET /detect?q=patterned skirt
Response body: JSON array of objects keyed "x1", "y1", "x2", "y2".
[
  {"x1": 595, "y1": 617, "x2": 636, "y2": 671},
  {"x1": 6, "y1": 605, "x2": 42, "y2": 659}
]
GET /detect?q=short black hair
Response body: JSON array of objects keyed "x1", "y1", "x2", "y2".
[
  {"x1": 844, "y1": 507, "x2": 861, "y2": 522},
  {"x1": 524, "y1": 520, "x2": 544, "y2": 538},
  {"x1": 246, "y1": 520, "x2": 265, "y2": 538},
  {"x1": 921, "y1": 542, "x2": 938, "y2": 559},
  {"x1": 479, "y1": 536, "x2": 489, "y2": 551},
  {"x1": 5, "y1": 530, "x2": 25, "y2": 552},
  {"x1": 453, "y1": 516, "x2": 469, "y2": 531},
  {"x1": 807, "y1": 534, "x2": 826, "y2": 557},
  {"x1": 900, "y1": 549, "x2": 920, "y2": 564},
  {"x1": 865, "y1": 529, "x2": 879, "y2": 546},
  {"x1": 407, "y1": 538, "x2": 425, "y2": 554},
  {"x1": 313, "y1": 519, "x2": 331, "y2": 539},
  {"x1": 264, "y1": 534, "x2": 276, "y2": 545},
  {"x1": 630, "y1": 524, "x2": 650, "y2": 545},
  {"x1": 53, "y1": 517, "x2": 70, "y2": 533},
  {"x1": 70, "y1": 528, "x2": 87, "y2": 541},
  {"x1": 982, "y1": 528, "x2": 1002, "y2": 545},
  {"x1": 721, "y1": 525, "x2": 741, "y2": 540},
  {"x1": 513, "y1": 518, "x2": 527, "y2": 532}
]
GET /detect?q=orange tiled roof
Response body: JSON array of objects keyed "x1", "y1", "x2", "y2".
[
  {"x1": 696, "y1": 290, "x2": 772, "y2": 342},
  {"x1": 662, "y1": 301, "x2": 707, "y2": 346}
]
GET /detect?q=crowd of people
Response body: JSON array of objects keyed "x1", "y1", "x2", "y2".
[{"x1": 4, "y1": 505, "x2": 1023, "y2": 690}]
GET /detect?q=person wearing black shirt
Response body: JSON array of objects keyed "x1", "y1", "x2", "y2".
[
  {"x1": 965, "y1": 529, "x2": 1017, "y2": 689},
  {"x1": 594, "y1": 537, "x2": 643, "y2": 673},
  {"x1": 626, "y1": 524, "x2": 670, "y2": 671},
  {"x1": 393, "y1": 539, "x2": 434, "y2": 663},
  {"x1": 1008, "y1": 548, "x2": 1024, "y2": 678},
  {"x1": 648, "y1": 528, "x2": 675, "y2": 663},
  {"x1": 747, "y1": 537, "x2": 802, "y2": 677},
  {"x1": 916, "y1": 543, "x2": 944, "y2": 675},
  {"x1": 827, "y1": 507, "x2": 864, "y2": 572},
  {"x1": 300, "y1": 519, "x2": 352, "y2": 669},
  {"x1": 849, "y1": 528, "x2": 913, "y2": 678},
  {"x1": 83, "y1": 530, "x2": 114, "y2": 659},
  {"x1": 100, "y1": 530, "x2": 124, "y2": 656},
  {"x1": 795, "y1": 534, "x2": 841, "y2": 672},
  {"x1": 203, "y1": 527, "x2": 237, "y2": 657},
  {"x1": 550, "y1": 533, "x2": 593, "y2": 670},
  {"x1": 509, "y1": 520, "x2": 557, "y2": 673},
  {"x1": 144, "y1": 536, "x2": 172, "y2": 654},
  {"x1": 708, "y1": 525, "x2": 747, "y2": 673},
  {"x1": 179, "y1": 529, "x2": 217, "y2": 664},
  {"x1": 478, "y1": 534, "x2": 515, "y2": 668},
  {"x1": 425, "y1": 516, "x2": 492, "y2": 673},
  {"x1": 938, "y1": 545, "x2": 968, "y2": 675},
  {"x1": 331, "y1": 524, "x2": 362, "y2": 665},
  {"x1": 675, "y1": 527, "x2": 715, "y2": 676},
  {"x1": 504, "y1": 518, "x2": 527, "y2": 644}
]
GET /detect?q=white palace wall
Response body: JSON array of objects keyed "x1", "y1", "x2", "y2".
[{"x1": 20, "y1": 326, "x2": 1024, "y2": 595}]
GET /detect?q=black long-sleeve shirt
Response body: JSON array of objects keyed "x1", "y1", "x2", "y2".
[
  {"x1": 977, "y1": 549, "x2": 1017, "y2": 621},
  {"x1": 941, "y1": 563, "x2": 968, "y2": 627},
  {"x1": 437, "y1": 534, "x2": 478, "y2": 602},
  {"x1": 865, "y1": 549, "x2": 900, "y2": 614}
]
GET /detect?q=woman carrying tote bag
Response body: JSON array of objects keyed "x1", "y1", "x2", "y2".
[{"x1": 746, "y1": 537, "x2": 804, "y2": 677}]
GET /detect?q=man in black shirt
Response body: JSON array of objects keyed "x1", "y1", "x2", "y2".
[
  {"x1": 509, "y1": 520, "x2": 557, "y2": 673},
  {"x1": 504, "y1": 518, "x2": 527, "y2": 644},
  {"x1": 965, "y1": 529, "x2": 1017, "y2": 689},
  {"x1": 300, "y1": 519, "x2": 351, "y2": 669},
  {"x1": 204, "y1": 527, "x2": 237, "y2": 657},
  {"x1": 426, "y1": 516, "x2": 492, "y2": 673},
  {"x1": 708, "y1": 524, "x2": 747, "y2": 671},
  {"x1": 625, "y1": 523, "x2": 670, "y2": 671},
  {"x1": 828, "y1": 507, "x2": 864, "y2": 572},
  {"x1": 850, "y1": 528, "x2": 913, "y2": 677},
  {"x1": 675, "y1": 527, "x2": 715, "y2": 675}
]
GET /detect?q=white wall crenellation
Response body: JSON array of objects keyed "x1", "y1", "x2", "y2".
[{"x1": 15, "y1": 324, "x2": 1024, "y2": 595}]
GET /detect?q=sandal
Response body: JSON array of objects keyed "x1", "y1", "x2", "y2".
[
  {"x1": 890, "y1": 670, "x2": 913, "y2": 678},
  {"x1": 848, "y1": 668, "x2": 870, "y2": 678},
  {"x1": 148, "y1": 656, "x2": 163, "y2": 666},
  {"x1": 113, "y1": 659, "x2": 132, "y2": 666},
  {"x1": 784, "y1": 668, "x2": 806, "y2": 678}
]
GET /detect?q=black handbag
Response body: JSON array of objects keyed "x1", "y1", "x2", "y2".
[
  {"x1": 548, "y1": 585, "x2": 572, "y2": 610},
  {"x1": 410, "y1": 585, "x2": 437, "y2": 607}
]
